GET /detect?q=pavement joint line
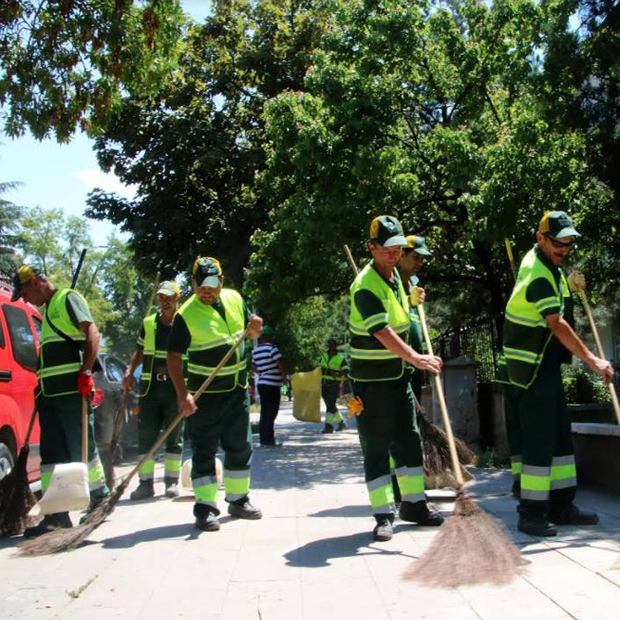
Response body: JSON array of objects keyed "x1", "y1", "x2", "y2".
[{"x1": 517, "y1": 573, "x2": 578, "y2": 619}]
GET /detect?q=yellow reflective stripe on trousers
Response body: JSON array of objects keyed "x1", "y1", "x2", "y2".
[
  {"x1": 367, "y1": 475, "x2": 395, "y2": 514},
  {"x1": 88, "y1": 456, "x2": 106, "y2": 491},
  {"x1": 193, "y1": 475, "x2": 219, "y2": 507},
  {"x1": 521, "y1": 464, "x2": 551, "y2": 501},
  {"x1": 511, "y1": 456, "x2": 522, "y2": 476},
  {"x1": 394, "y1": 466, "x2": 425, "y2": 502},
  {"x1": 38, "y1": 362, "x2": 82, "y2": 378},
  {"x1": 550, "y1": 455, "x2": 576, "y2": 490},
  {"x1": 41, "y1": 464, "x2": 54, "y2": 493},
  {"x1": 138, "y1": 456, "x2": 155, "y2": 480},
  {"x1": 224, "y1": 469, "x2": 250, "y2": 501},
  {"x1": 164, "y1": 454, "x2": 182, "y2": 478},
  {"x1": 503, "y1": 347, "x2": 539, "y2": 363}
]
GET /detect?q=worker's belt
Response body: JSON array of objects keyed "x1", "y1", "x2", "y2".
[{"x1": 155, "y1": 373, "x2": 169, "y2": 382}]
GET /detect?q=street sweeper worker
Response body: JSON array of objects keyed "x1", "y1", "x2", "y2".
[
  {"x1": 348, "y1": 216, "x2": 444, "y2": 543},
  {"x1": 500, "y1": 211, "x2": 613, "y2": 537},
  {"x1": 123, "y1": 280, "x2": 184, "y2": 500},
  {"x1": 11, "y1": 265, "x2": 109, "y2": 537},
  {"x1": 166, "y1": 257, "x2": 263, "y2": 532},
  {"x1": 319, "y1": 338, "x2": 348, "y2": 434},
  {"x1": 397, "y1": 235, "x2": 433, "y2": 402}
]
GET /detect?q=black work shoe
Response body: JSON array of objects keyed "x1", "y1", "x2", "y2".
[
  {"x1": 130, "y1": 480, "x2": 154, "y2": 501},
  {"x1": 373, "y1": 517, "x2": 393, "y2": 542},
  {"x1": 228, "y1": 499, "x2": 263, "y2": 520},
  {"x1": 195, "y1": 512, "x2": 220, "y2": 532},
  {"x1": 517, "y1": 514, "x2": 557, "y2": 537},
  {"x1": 549, "y1": 504, "x2": 599, "y2": 526},
  {"x1": 320, "y1": 425, "x2": 334, "y2": 434},
  {"x1": 336, "y1": 421, "x2": 347, "y2": 431},
  {"x1": 399, "y1": 500, "x2": 444, "y2": 526},
  {"x1": 511, "y1": 478, "x2": 520, "y2": 499},
  {"x1": 24, "y1": 512, "x2": 72, "y2": 538},
  {"x1": 165, "y1": 482, "x2": 179, "y2": 498}
]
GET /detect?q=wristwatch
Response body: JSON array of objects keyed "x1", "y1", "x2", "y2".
[{"x1": 81, "y1": 369, "x2": 93, "y2": 376}]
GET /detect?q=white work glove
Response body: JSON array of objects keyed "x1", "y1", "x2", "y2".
[{"x1": 567, "y1": 271, "x2": 585, "y2": 293}]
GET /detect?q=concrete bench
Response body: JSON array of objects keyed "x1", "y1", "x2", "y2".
[{"x1": 572, "y1": 423, "x2": 620, "y2": 493}]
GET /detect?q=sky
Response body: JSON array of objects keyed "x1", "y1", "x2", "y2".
[{"x1": 0, "y1": 1, "x2": 212, "y2": 245}]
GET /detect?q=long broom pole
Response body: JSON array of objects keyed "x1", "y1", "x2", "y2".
[
  {"x1": 504, "y1": 238, "x2": 517, "y2": 282},
  {"x1": 18, "y1": 325, "x2": 253, "y2": 556},
  {"x1": 104, "y1": 272, "x2": 161, "y2": 488},
  {"x1": 576, "y1": 289, "x2": 620, "y2": 427}
]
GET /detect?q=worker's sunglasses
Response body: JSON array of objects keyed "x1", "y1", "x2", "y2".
[{"x1": 544, "y1": 234, "x2": 575, "y2": 249}]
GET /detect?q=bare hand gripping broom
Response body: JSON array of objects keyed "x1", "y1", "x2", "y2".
[
  {"x1": 405, "y1": 304, "x2": 526, "y2": 587},
  {"x1": 17, "y1": 326, "x2": 252, "y2": 556}
]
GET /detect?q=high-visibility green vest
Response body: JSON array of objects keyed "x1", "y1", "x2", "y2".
[
  {"x1": 39, "y1": 289, "x2": 86, "y2": 397},
  {"x1": 349, "y1": 263, "x2": 410, "y2": 382},
  {"x1": 178, "y1": 288, "x2": 248, "y2": 394},
  {"x1": 502, "y1": 247, "x2": 567, "y2": 388},
  {"x1": 320, "y1": 351, "x2": 347, "y2": 381},
  {"x1": 138, "y1": 313, "x2": 170, "y2": 397}
]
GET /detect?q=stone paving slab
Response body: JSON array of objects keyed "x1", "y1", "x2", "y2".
[{"x1": 1, "y1": 401, "x2": 620, "y2": 619}]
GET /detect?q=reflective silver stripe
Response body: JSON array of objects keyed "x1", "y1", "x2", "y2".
[
  {"x1": 511, "y1": 455, "x2": 522, "y2": 464},
  {"x1": 164, "y1": 453, "x2": 182, "y2": 462},
  {"x1": 521, "y1": 489, "x2": 549, "y2": 501},
  {"x1": 350, "y1": 348, "x2": 398, "y2": 360},
  {"x1": 188, "y1": 363, "x2": 240, "y2": 376},
  {"x1": 364, "y1": 314, "x2": 389, "y2": 330},
  {"x1": 372, "y1": 504, "x2": 395, "y2": 515},
  {"x1": 505, "y1": 311, "x2": 547, "y2": 328},
  {"x1": 89, "y1": 479, "x2": 104, "y2": 490},
  {"x1": 551, "y1": 455, "x2": 575, "y2": 466},
  {"x1": 188, "y1": 336, "x2": 234, "y2": 351},
  {"x1": 535, "y1": 297, "x2": 559, "y2": 311},
  {"x1": 392, "y1": 322, "x2": 410, "y2": 332},
  {"x1": 394, "y1": 466, "x2": 424, "y2": 478},
  {"x1": 522, "y1": 465, "x2": 549, "y2": 477},
  {"x1": 193, "y1": 475, "x2": 218, "y2": 488},
  {"x1": 88, "y1": 457, "x2": 102, "y2": 469},
  {"x1": 138, "y1": 472, "x2": 154, "y2": 480},
  {"x1": 401, "y1": 492, "x2": 425, "y2": 503},
  {"x1": 349, "y1": 324, "x2": 369, "y2": 336},
  {"x1": 367, "y1": 475, "x2": 392, "y2": 492},
  {"x1": 226, "y1": 493, "x2": 247, "y2": 502},
  {"x1": 164, "y1": 471, "x2": 179, "y2": 480},
  {"x1": 224, "y1": 469, "x2": 250, "y2": 479},
  {"x1": 550, "y1": 477, "x2": 576, "y2": 490},
  {"x1": 504, "y1": 347, "x2": 539, "y2": 363},
  {"x1": 195, "y1": 500, "x2": 218, "y2": 509},
  {"x1": 39, "y1": 363, "x2": 81, "y2": 378}
]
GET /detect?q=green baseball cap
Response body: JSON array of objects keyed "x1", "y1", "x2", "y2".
[
  {"x1": 405, "y1": 235, "x2": 432, "y2": 256},
  {"x1": 11, "y1": 265, "x2": 41, "y2": 301},
  {"x1": 369, "y1": 215, "x2": 408, "y2": 247},
  {"x1": 156, "y1": 280, "x2": 180, "y2": 297},
  {"x1": 262, "y1": 325, "x2": 275, "y2": 338},
  {"x1": 539, "y1": 211, "x2": 580, "y2": 239},
  {"x1": 192, "y1": 257, "x2": 222, "y2": 288}
]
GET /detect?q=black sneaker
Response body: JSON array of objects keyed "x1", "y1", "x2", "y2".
[
  {"x1": 399, "y1": 500, "x2": 444, "y2": 526},
  {"x1": 228, "y1": 498, "x2": 263, "y2": 520},
  {"x1": 130, "y1": 480, "x2": 154, "y2": 501},
  {"x1": 24, "y1": 512, "x2": 72, "y2": 538},
  {"x1": 549, "y1": 504, "x2": 599, "y2": 526},
  {"x1": 195, "y1": 512, "x2": 220, "y2": 532},
  {"x1": 320, "y1": 425, "x2": 334, "y2": 434},
  {"x1": 373, "y1": 517, "x2": 393, "y2": 542},
  {"x1": 517, "y1": 513, "x2": 557, "y2": 537}
]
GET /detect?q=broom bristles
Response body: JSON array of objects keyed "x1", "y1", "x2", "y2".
[
  {"x1": 404, "y1": 490, "x2": 527, "y2": 588},
  {"x1": 0, "y1": 446, "x2": 36, "y2": 537},
  {"x1": 16, "y1": 479, "x2": 129, "y2": 556}
]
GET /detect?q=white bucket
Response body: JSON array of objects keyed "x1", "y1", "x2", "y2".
[
  {"x1": 180, "y1": 457, "x2": 223, "y2": 493},
  {"x1": 29, "y1": 462, "x2": 90, "y2": 516}
]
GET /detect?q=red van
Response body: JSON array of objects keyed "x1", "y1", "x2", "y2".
[{"x1": 0, "y1": 279, "x2": 41, "y2": 483}]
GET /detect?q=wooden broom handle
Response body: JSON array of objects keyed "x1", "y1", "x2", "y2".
[
  {"x1": 344, "y1": 245, "x2": 359, "y2": 276},
  {"x1": 123, "y1": 326, "x2": 252, "y2": 482},
  {"x1": 418, "y1": 304, "x2": 464, "y2": 486},
  {"x1": 577, "y1": 289, "x2": 620, "y2": 427},
  {"x1": 82, "y1": 397, "x2": 89, "y2": 465}
]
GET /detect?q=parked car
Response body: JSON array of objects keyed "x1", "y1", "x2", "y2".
[
  {"x1": 93, "y1": 353, "x2": 138, "y2": 465},
  {"x1": 0, "y1": 279, "x2": 42, "y2": 483}
]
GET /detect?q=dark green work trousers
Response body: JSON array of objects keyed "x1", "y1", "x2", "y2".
[
  {"x1": 37, "y1": 392, "x2": 109, "y2": 502},
  {"x1": 503, "y1": 352, "x2": 576, "y2": 517}
]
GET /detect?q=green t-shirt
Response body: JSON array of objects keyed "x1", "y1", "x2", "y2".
[
  {"x1": 353, "y1": 264, "x2": 404, "y2": 334},
  {"x1": 66, "y1": 291, "x2": 94, "y2": 326}
]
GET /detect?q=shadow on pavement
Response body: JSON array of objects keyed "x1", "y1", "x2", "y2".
[{"x1": 283, "y1": 529, "x2": 415, "y2": 568}]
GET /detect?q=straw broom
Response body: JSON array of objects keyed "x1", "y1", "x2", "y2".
[
  {"x1": 0, "y1": 407, "x2": 38, "y2": 536},
  {"x1": 404, "y1": 304, "x2": 526, "y2": 587},
  {"x1": 344, "y1": 244, "x2": 473, "y2": 482},
  {"x1": 17, "y1": 326, "x2": 252, "y2": 556},
  {"x1": 104, "y1": 273, "x2": 161, "y2": 489}
]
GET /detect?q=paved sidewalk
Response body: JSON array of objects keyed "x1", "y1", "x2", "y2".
[{"x1": 1, "y1": 401, "x2": 620, "y2": 619}]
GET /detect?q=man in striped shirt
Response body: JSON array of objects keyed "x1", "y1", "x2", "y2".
[{"x1": 252, "y1": 326, "x2": 288, "y2": 447}]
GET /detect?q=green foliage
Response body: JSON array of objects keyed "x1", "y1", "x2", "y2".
[
  {"x1": 0, "y1": 1, "x2": 185, "y2": 141},
  {"x1": 475, "y1": 448, "x2": 510, "y2": 469},
  {"x1": 562, "y1": 364, "x2": 611, "y2": 404},
  {"x1": 0, "y1": 182, "x2": 24, "y2": 277}
]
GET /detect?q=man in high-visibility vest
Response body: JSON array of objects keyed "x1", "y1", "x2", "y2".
[
  {"x1": 167, "y1": 257, "x2": 263, "y2": 532},
  {"x1": 349, "y1": 216, "x2": 444, "y2": 542},
  {"x1": 500, "y1": 211, "x2": 613, "y2": 536},
  {"x1": 11, "y1": 265, "x2": 109, "y2": 537},
  {"x1": 319, "y1": 338, "x2": 348, "y2": 433},
  {"x1": 123, "y1": 281, "x2": 184, "y2": 500}
]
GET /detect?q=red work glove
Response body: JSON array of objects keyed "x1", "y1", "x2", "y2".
[{"x1": 77, "y1": 371, "x2": 95, "y2": 397}]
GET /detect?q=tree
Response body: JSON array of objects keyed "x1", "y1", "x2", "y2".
[
  {"x1": 0, "y1": 182, "x2": 24, "y2": 277},
  {"x1": 86, "y1": 0, "x2": 338, "y2": 286},
  {"x1": 247, "y1": 0, "x2": 613, "y2": 330},
  {"x1": 0, "y1": 0, "x2": 185, "y2": 141}
]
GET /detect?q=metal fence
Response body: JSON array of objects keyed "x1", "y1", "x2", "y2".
[{"x1": 430, "y1": 315, "x2": 502, "y2": 383}]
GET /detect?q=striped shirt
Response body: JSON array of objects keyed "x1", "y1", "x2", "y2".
[{"x1": 252, "y1": 342, "x2": 283, "y2": 387}]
